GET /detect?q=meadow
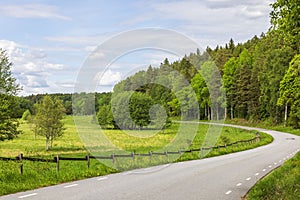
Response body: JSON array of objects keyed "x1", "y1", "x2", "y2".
[{"x1": 0, "y1": 116, "x2": 273, "y2": 196}]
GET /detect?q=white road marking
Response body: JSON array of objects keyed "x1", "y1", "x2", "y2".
[
  {"x1": 64, "y1": 184, "x2": 78, "y2": 188},
  {"x1": 255, "y1": 173, "x2": 259, "y2": 176},
  {"x1": 236, "y1": 183, "x2": 242, "y2": 186},
  {"x1": 274, "y1": 162, "x2": 277, "y2": 165},
  {"x1": 262, "y1": 169, "x2": 266, "y2": 172},
  {"x1": 268, "y1": 165, "x2": 272, "y2": 168},
  {"x1": 18, "y1": 193, "x2": 37, "y2": 199},
  {"x1": 97, "y1": 177, "x2": 108, "y2": 181},
  {"x1": 246, "y1": 177, "x2": 251, "y2": 181},
  {"x1": 279, "y1": 160, "x2": 282, "y2": 163},
  {"x1": 225, "y1": 190, "x2": 232, "y2": 195}
]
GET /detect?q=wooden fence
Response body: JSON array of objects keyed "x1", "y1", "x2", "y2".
[{"x1": 0, "y1": 134, "x2": 260, "y2": 174}]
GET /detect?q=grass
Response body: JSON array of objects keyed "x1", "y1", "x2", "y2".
[
  {"x1": 226, "y1": 118, "x2": 300, "y2": 136},
  {"x1": 0, "y1": 116, "x2": 273, "y2": 196},
  {"x1": 0, "y1": 117, "x2": 87, "y2": 157},
  {"x1": 245, "y1": 151, "x2": 300, "y2": 200}
]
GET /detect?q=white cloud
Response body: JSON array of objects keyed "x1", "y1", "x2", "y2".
[
  {"x1": 121, "y1": 0, "x2": 272, "y2": 47},
  {"x1": 0, "y1": 39, "x2": 68, "y2": 95},
  {"x1": 0, "y1": 4, "x2": 71, "y2": 20},
  {"x1": 97, "y1": 70, "x2": 122, "y2": 86}
]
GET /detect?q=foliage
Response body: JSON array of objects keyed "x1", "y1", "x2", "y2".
[
  {"x1": 32, "y1": 95, "x2": 65, "y2": 150},
  {"x1": 97, "y1": 104, "x2": 113, "y2": 129},
  {"x1": 0, "y1": 49, "x2": 22, "y2": 141},
  {"x1": 21, "y1": 110, "x2": 32, "y2": 121},
  {"x1": 270, "y1": 0, "x2": 300, "y2": 50},
  {"x1": 278, "y1": 54, "x2": 300, "y2": 128}
]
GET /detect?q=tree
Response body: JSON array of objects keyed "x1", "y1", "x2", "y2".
[
  {"x1": 234, "y1": 49, "x2": 258, "y2": 119},
  {"x1": 278, "y1": 54, "x2": 300, "y2": 128},
  {"x1": 33, "y1": 95, "x2": 65, "y2": 150},
  {"x1": 97, "y1": 104, "x2": 113, "y2": 129},
  {"x1": 129, "y1": 92, "x2": 153, "y2": 129},
  {"x1": 222, "y1": 57, "x2": 238, "y2": 119},
  {"x1": 149, "y1": 104, "x2": 171, "y2": 133},
  {"x1": 270, "y1": 0, "x2": 300, "y2": 50},
  {"x1": 0, "y1": 49, "x2": 22, "y2": 141}
]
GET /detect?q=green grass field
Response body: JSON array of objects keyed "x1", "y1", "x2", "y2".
[{"x1": 0, "y1": 116, "x2": 273, "y2": 196}]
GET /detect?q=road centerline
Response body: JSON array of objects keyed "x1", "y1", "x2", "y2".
[
  {"x1": 225, "y1": 190, "x2": 232, "y2": 195},
  {"x1": 18, "y1": 193, "x2": 37, "y2": 199},
  {"x1": 64, "y1": 184, "x2": 78, "y2": 188}
]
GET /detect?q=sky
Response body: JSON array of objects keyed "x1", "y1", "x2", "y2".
[{"x1": 0, "y1": 0, "x2": 274, "y2": 96}]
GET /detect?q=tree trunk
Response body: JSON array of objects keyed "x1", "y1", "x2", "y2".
[
  {"x1": 230, "y1": 106, "x2": 234, "y2": 119},
  {"x1": 46, "y1": 138, "x2": 49, "y2": 151},
  {"x1": 216, "y1": 104, "x2": 219, "y2": 121},
  {"x1": 284, "y1": 102, "x2": 288, "y2": 127},
  {"x1": 207, "y1": 105, "x2": 210, "y2": 120},
  {"x1": 224, "y1": 107, "x2": 227, "y2": 120}
]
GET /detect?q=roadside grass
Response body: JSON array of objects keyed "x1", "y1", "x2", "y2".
[
  {"x1": 0, "y1": 116, "x2": 273, "y2": 196},
  {"x1": 0, "y1": 159, "x2": 117, "y2": 196},
  {"x1": 245, "y1": 151, "x2": 300, "y2": 200},
  {"x1": 226, "y1": 118, "x2": 300, "y2": 136}
]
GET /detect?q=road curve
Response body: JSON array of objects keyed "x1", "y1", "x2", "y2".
[{"x1": 1, "y1": 123, "x2": 299, "y2": 200}]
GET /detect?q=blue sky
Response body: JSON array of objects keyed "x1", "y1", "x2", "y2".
[{"x1": 0, "y1": 0, "x2": 274, "y2": 95}]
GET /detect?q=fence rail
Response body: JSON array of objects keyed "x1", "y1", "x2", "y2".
[{"x1": 0, "y1": 134, "x2": 260, "y2": 174}]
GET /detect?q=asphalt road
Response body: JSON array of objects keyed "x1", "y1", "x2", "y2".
[{"x1": 1, "y1": 123, "x2": 299, "y2": 200}]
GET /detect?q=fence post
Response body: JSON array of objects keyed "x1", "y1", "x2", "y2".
[
  {"x1": 19, "y1": 154, "x2": 23, "y2": 175},
  {"x1": 131, "y1": 152, "x2": 135, "y2": 162},
  {"x1": 56, "y1": 155, "x2": 59, "y2": 172},
  {"x1": 165, "y1": 151, "x2": 168, "y2": 161},
  {"x1": 149, "y1": 151, "x2": 152, "y2": 162},
  {"x1": 112, "y1": 153, "x2": 115, "y2": 164},
  {"x1": 178, "y1": 150, "x2": 182, "y2": 157},
  {"x1": 200, "y1": 148, "x2": 203, "y2": 158},
  {"x1": 86, "y1": 155, "x2": 90, "y2": 169}
]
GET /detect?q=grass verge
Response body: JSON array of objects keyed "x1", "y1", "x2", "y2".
[{"x1": 244, "y1": 151, "x2": 300, "y2": 200}]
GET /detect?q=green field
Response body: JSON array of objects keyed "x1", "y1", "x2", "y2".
[{"x1": 0, "y1": 116, "x2": 273, "y2": 196}]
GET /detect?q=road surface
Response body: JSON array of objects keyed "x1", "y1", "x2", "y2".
[{"x1": 1, "y1": 123, "x2": 299, "y2": 200}]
